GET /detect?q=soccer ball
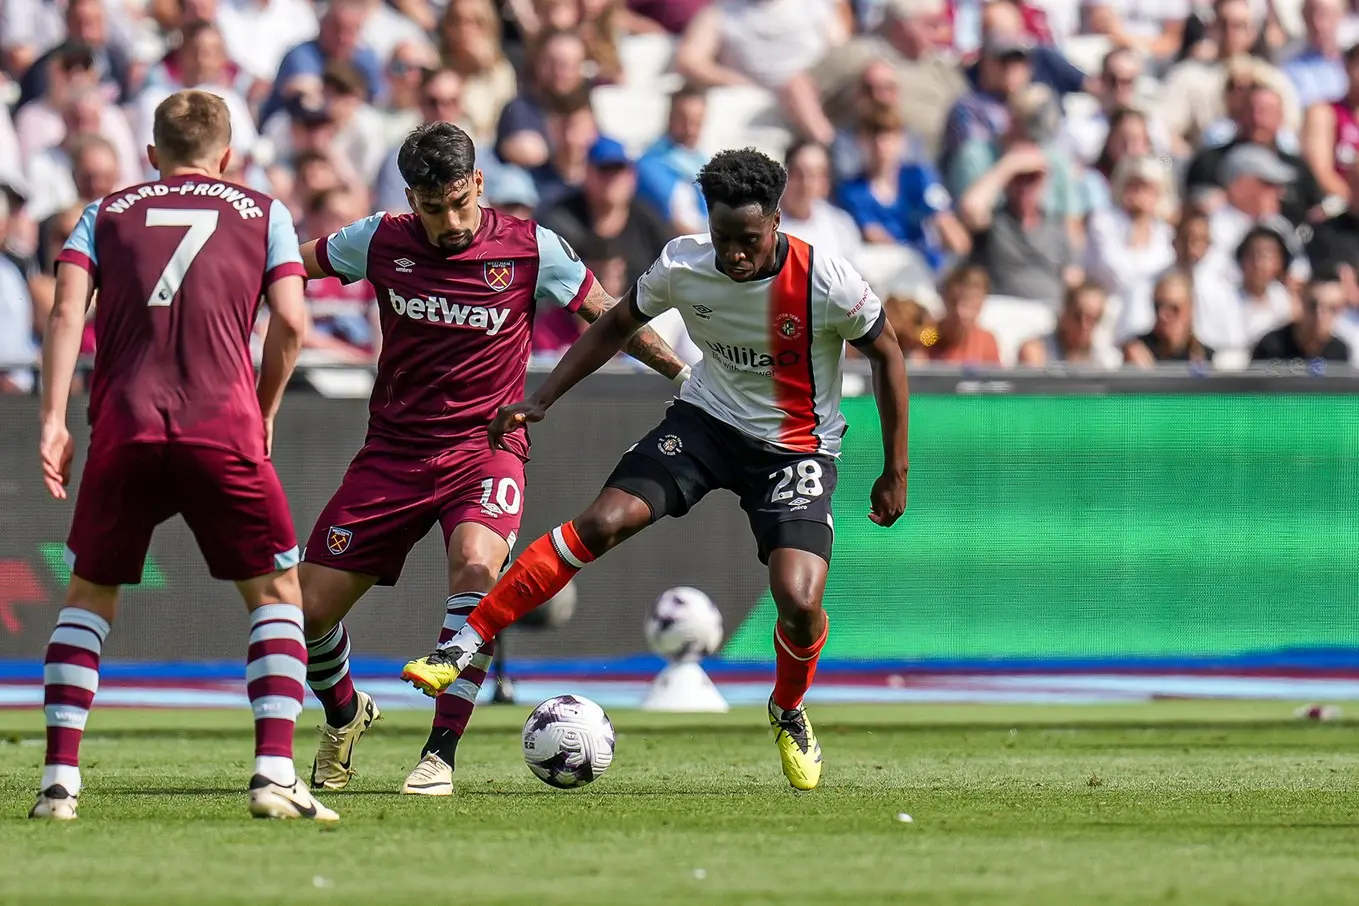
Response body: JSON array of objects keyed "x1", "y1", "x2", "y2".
[
  {"x1": 645, "y1": 586, "x2": 723, "y2": 662},
  {"x1": 522, "y1": 695, "x2": 615, "y2": 788}
]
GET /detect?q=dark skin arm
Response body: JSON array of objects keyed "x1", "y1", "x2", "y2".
[
  {"x1": 855, "y1": 317, "x2": 909, "y2": 527},
  {"x1": 574, "y1": 280, "x2": 686, "y2": 381},
  {"x1": 491, "y1": 287, "x2": 666, "y2": 448}
]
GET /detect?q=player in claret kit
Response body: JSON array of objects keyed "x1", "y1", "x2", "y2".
[
  {"x1": 33, "y1": 90, "x2": 334, "y2": 821},
  {"x1": 403, "y1": 148, "x2": 911, "y2": 791},
  {"x1": 296, "y1": 122, "x2": 687, "y2": 796}
]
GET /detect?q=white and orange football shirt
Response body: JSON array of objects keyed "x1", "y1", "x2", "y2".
[{"x1": 633, "y1": 232, "x2": 884, "y2": 456}]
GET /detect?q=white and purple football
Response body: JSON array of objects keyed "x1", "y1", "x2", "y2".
[
  {"x1": 645, "y1": 586, "x2": 724, "y2": 663},
  {"x1": 522, "y1": 695, "x2": 615, "y2": 789}
]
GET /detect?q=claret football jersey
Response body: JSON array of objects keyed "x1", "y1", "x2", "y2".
[{"x1": 316, "y1": 208, "x2": 594, "y2": 457}]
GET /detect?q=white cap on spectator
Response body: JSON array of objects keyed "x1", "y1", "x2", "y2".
[{"x1": 1218, "y1": 144, "x2": 1296, "y2": 186}]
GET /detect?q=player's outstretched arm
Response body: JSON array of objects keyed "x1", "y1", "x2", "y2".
[
  {"x1": 576, "y1": 281, "x2": 689, "y2": 382},
  {"x1": 38, "y1": 262, "x2": 95, "y2": 499},
  {"x1": 858, "y1": 319, "x2": 910, "y2": 527},
  {"x1": 257, "y1": 275, "x2": 311, "y2": 456},
  {"x1": 489, "y1": 285, "x2": 660, "y2": 449}
]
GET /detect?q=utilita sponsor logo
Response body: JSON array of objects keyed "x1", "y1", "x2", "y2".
[
  {"x1": 705, "y1": 341, "x2": 801, "y2": 369},
  {"x1": 388, "y1": 290, "x2": 511, "y2": 335}
]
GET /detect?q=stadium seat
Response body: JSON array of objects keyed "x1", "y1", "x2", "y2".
[
  {"x1": 856, "y1": 245, "x2": 939, "y2": 309},
  {"x1": 1058, "y1": 35, "x2": 1112, "y2": 75},
  {"x1": 700, "y1": 86, "x2": 792, "y2": 158},
  {"x1": 591, "y1": 85, "x2": 670, "y2": 156},
  {"x1": 979, "y1": 296, "x2": 1057, "y2": 367},
  {"x1": 618, "y1": 33, "x2": 680, "y2": 91},
  {"x1": 1062, "y1": 92, "x2": 1100, "y2": 126}
]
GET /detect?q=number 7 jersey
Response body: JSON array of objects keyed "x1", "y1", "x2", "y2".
[{"x1": 57, "y1": 176, "x2": 304, "y2": 459}]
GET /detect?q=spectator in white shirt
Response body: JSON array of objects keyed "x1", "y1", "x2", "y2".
[
  {"x1": 216, "y1": 0, "x2": 320, "y2": 83},
  {"x1": 1198, "y1": 224, "x2": 1298, "y2": 351},
  {"x1": 379, "y1": 41, "x2": 440, "y2": 147},
  {"x1": 778, "y1": 141, "x2": 864, "y2": 269},
  {"x1": 1159, "y1": 0, "x2": 1300, "y2": 148},
  {"x1": 1204, "y1": 143, "x2": 1310, "y2": 284},
  {"x1": 437, "y1": 0, "x2": 517, "y2": 143},
  {"x1": 0, "y1": 187, "x2": 37, "y2": 392},
  {"x1": 1084, "y1": 154, "x2": 1176, "y2": 336},
  {"x1": 1083, "y1": 105, "x2": 1153, "y2": 213},
  {"x1": 675, "y1": 0, "x2": 849, "y2": 91},
  {"x1": 1083, "y1": 0, "x2": 1192, "y2": 62},
  {"x1": 1018, "y1": 283, "x2": 1122, "y2": 368},
  {"x1": 25, "y1": 91, "x2": 138, "y2": 222},
  {"x1": 133, "y1": 22, "x2": 259, "y2": 172}
]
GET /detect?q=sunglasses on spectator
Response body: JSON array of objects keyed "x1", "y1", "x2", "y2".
[
  {"x1": 423, "y1": 93, "x2": 461, "y2": 108},
  {"x1": 1104, "y1": 73, "x2": 1136, "y2": 87},
  {"x1": 391, "y1": 59, "x2": 431, "y2": 77},
  {"x1": 1154, "y1": 300, "x2": 1186, "y2": 314}
]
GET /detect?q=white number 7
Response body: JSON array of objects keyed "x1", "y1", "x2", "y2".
[{"x1": 144, "y1": 208, "x2": 219, "y2": 307}]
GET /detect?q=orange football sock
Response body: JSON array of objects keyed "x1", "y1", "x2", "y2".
[
  {"x1": 467, "y1": 522, "x2": 596, "y2": 640},
  {"x1": 771, "y1": 617, "x2": 829, "y2": 712}
]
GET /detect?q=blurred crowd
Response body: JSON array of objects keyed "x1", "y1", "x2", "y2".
[{"x1": 4, "y1": 0, "x2": 1359, "y2": 389}]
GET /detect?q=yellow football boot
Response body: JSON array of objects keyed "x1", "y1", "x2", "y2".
[
  {"x1": 400, "y1": 648, "x2": 466, "y2": 698},
  {"x1": 768, "y1": 696, "x2": 822, "y2": 791}
]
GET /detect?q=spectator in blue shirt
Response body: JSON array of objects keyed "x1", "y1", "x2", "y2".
[
  {"x1": 260, "y1": 0, "x2": 385, "y2": 127},
  {"x1": 1281, "y1": 0, "x2": 1347, "y2": 108},
  {"x1": 636, "y1": 84, "x2": 709, "y2": 235},
  {"x1": 838, "y1": 104, "x2": 972, "y2": 270},
  {"x1": 496, "y1": 29, "x2": 590, "y2": 170},
  {"x1": 963, "y1": 1, "x2": 1088, "y2": 99},
  {"x1": 939, "y1": 33, "x2": 1033, "y2": 171}
]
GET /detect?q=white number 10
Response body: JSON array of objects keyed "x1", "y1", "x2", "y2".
[
  {"x1": 144, "y1": 208, "x2": 219, "y2": 307},
  {"x1": 479, "y1": 477, "x2": 522, "y2": 514}
]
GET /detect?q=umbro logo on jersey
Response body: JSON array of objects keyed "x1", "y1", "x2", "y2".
[
  {"x1": 692, "y1": 305, "x2": 713, "y2": 319},
  {"x1": 394, "y1": 258, "x2": 415, "y2": 272}
]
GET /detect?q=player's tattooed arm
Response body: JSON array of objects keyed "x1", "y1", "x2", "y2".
[
  {"x1": 575, "y1": 281, "x2": 687, "y2": 382},
  {"x1": 490, "y1": 285, "x2": 682, "y2": 449}
]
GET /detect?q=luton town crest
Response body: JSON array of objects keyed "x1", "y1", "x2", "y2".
[
  {"x1": 776, "y1": 313, "x2": 804, "y2": 340},
  {"x1": 484, "y1": 260, "x2": 515, "y2": 292},
  {"x1": 326, "y1": 526, "x2": 353, "y2": 555}
]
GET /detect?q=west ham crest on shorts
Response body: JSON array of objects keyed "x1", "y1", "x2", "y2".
[
  {"x1": 326, "y1": 526, "x2": 353, "y2": 555},
  {"x1": 484, "y1": 260, "x2": 515, "y2": 292}
]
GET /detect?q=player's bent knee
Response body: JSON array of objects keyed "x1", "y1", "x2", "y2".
[
  {"x1": 771, "y1": 585, "x2": 823, "y2": 622},
  {"x1": 575, "y1": 492, "x2": 652, "y2": 556}
]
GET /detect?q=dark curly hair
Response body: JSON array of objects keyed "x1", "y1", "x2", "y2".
[
  {"x1": 696, "y1": 148, "x2": 787, "y2": 216},
  {"x1": 398, "y1": 122, "x2": 476, "y2": 197}
]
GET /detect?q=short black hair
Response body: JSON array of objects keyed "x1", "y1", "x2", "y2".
[
  {"x1": 696, "y1": 148, "x2": 786, "y2": 216},
  {"x1": 398, "y1": 122, "x2": 476, "y2": 197}
]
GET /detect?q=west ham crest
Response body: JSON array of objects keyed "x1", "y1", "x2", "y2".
[
  {"x1": 326, "y1": 526, "x2": 353, "y2": 555},
  {"x1": 484, "y1": 260, "x2": 515, "y2": 292}
]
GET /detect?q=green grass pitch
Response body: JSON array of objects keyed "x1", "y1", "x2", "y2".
[{"x1": 3, "y1": 701, "x2": 1358, "y2": 905}]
